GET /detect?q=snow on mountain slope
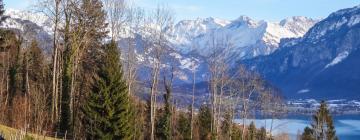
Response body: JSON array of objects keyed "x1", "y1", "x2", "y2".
[
  {"x1": 170, "y1": 17, "x2": 230, "y2": 53},
  {"x1": 1, "y1": 9, "x2": 53, "y2": 54},
  {"x1": 305, "y1": 5, "x2": 360, "y2": 42},
  {"x1": 3, "y1": 8, "x2": 317, "y2": 60},
  {"x1": 4, "y1": 9, "x2": 53, "y2": 33},
  {"x1": 280, "y1": 16, "x2": 319, "y2": 37},
  {"x1": 325, "y1": 51, "x2": 349, "y2": 69},
  {"x1": 172, "y1": 16, "x2": 318, "y2": 59},
  {"x1": 1, "y1": 8, "x2": 318, "y2": 84},
  {"x1": 243, "y1": 5, "x2": 360, "y2": 99}
]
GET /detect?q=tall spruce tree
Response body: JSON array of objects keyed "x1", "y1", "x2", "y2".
[
  {"x1": 311, "y1": 101, "x2": 338, "y2": 140},
  {"x1": 301, "y1": 101, "x2": 338, "y2": 140},
  {"x1": 82, "y1": 41, "x2": 133, "y2": 140}
]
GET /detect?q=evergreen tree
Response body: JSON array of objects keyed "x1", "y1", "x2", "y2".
[
  {"x1": 221, "y1": 110, "x2": 232, "y2": 139},
  {"x1": 257, "y1": 127, "x2": 266, "y2": 140},
  {"x1": 59, "y1": 64, "x2": 71, "y2": 135},
  {"x1": 82, "y1": 41, "x2": 133, "y2": 140},
  {"x1": 144, "y1": 99, "x2": 152, "y2": 138},
  {"x1": 231, "y1": 124, "x2": 243, "y2": 140},
  {"x1": 301, "y1": 101, "x2": 338, "y2": 140},
  {"x1": 4, "y1": 31, "x2": 21, "y2": 106},
  {"x1": 177, "y1": 112, "x2": 191, "y2": 140},
  {"x1": 156, "y1": 78, "x2": 172, "y2": 140},
  {"x1": 25, "y1": 40, "x2": 49, "y2": 133},
  {"x1": 311, "y1": 101, "x2": 338, "y2": 140},
  {"x1": 59, "y1": 0, "x2": 108, "y2": 135},
  {"x1": 301, "y1": 127, "x2": 315, "y2": 140},
  {"x1": 198, "y1": 104, "x2": 212, "y2": 140},
  {"x1": 326, "y1": 116, "x2": 337, "y2": 140},
  {"x1": 247, "y1": 121, "x2": 257, "y2": 140}
]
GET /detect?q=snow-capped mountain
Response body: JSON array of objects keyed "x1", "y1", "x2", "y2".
[
  {"x1": 244, "y1": 5, "x2": 360, "y2": 99},
  {"x1": 169, "y1": 17, "x2": 230, "y2": 52},
  {"x1": 3, "y1": 5, "x2": 360, "y2": 100},
  {"x1": 1, "y1": 8, "x2": 318, "y2": 84},
  {"x1": 2, "y1": 9, "x2": 53, "y2": 54},
  {"x1": 4, "y1": 9, "x2": 53, "y2": 33},
  {"x1": 2, "y1": 9, "x2": 318, "y2": 60},
  {"x1": 171, "y1": 15, "x2": 318, "y2": 59}
]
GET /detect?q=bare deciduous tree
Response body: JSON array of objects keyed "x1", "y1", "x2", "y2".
[
  {"x1": 207, "y1": 32, "x2": 233, "y2": 138},
  {"x1": 259, "y1": 88, "x2": 286, "y2": 138},
  {"x1": 103, "y1": 0, "x2": 127, "y2": 40},
  {"x1": 143, "y1": 5, "x2": 174, "y2": 140},
  {"x1": 230, "y1": 65, "x2": 265, "y2": 140},
  {"x1": 35, "y1": 0, "x2": 63, "y2": 125},
  {"x1": 124, "y1": 6, "x2": 144, "y2": 97}
]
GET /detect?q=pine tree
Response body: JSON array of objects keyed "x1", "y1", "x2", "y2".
[
  {"x1": 311, "y1": 101, "x2": 338, "y2": 140},
  {"x1": 301, "y1": 127, "x2": 315, "y2": 140},
  {"x1": 247, "y1": 121, "x2": 257, "y2": 140},
  {"x1": 82, "y1": 41, "x2": 133, "y2": 140},
  {"x1": 326, "y1": 115, "x2": 337, "y2": 140},
  {"x1": 257, "y1": 127, "x2": 267, "y2": 140},
  {"x1": 302, "y1": 101, "x2": 338, "y2": 140},
  {"x1": 198, "y1": 104, "x2": 212, "y2": 140}
]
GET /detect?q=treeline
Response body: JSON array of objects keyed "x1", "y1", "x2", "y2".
[{"x1": 0, "y1": 0, "x2": 335, "y2": 140}]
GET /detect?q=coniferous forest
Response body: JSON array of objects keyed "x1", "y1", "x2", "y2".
[{"x1": 0, "y1": 0, "x2": 340, "y2": 140}]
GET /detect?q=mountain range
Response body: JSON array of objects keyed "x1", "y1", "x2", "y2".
[
  {"x1": 2, "y1": 5, "x2": 359, "y2": 100},
  {"x1": 244, "y1": 5, "x2": 360, "y2": 99}
]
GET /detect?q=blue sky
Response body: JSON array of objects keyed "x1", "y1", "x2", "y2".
[{"x1": 4, "y1": 0, "x2": 360, "y2": 21}]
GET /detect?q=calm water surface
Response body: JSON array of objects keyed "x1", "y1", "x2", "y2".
[{"x1": 235, "y1": 114, "x2": 360, "y2": 140}]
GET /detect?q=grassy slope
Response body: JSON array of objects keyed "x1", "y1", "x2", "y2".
[{"x1": 0, "y1": 125, "x2": 58, "y2": 140}]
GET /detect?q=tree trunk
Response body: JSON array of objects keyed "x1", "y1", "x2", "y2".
[{"x1": 51, "y1": 0, "x2": 61, "y2": 124}]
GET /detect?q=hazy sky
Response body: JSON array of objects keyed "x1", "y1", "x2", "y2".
[{"x1": 4, "y1": 0, "x2": 360, "y2": 21}]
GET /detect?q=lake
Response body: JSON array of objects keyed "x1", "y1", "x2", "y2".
[{"x1": 235, "y1": 114, "x2": 360, "y2": 140}]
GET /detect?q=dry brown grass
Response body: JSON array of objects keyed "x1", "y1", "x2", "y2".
[{"x1": 0, "y1": 124, "x2": 58, "y2": 140}]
